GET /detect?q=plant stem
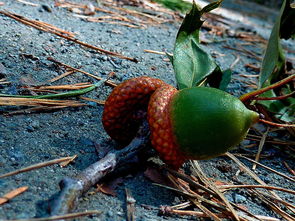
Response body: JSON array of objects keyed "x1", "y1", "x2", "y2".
[{"x1": 239, "y1": 74, "x2": 295, "y2": 103}]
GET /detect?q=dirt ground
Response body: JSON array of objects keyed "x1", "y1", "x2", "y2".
[{"x1": 0, "y1": 0, "x2": 294, "y2": 220}]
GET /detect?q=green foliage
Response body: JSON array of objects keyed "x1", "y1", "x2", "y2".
[
  {"x1": 152, "y1": 0, "x2": 192, "y2": 12},
  {"x1": 258, "y1": 0, "x2": 295, "y2": 124},
  {"x1": 172, "y1": 1, "x2": 228, "y2": 90}
]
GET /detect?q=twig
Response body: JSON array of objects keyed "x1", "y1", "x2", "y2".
[
  {"x1": 191, "y1": 161, "x2": 240, "y2": 221},
  {"x1": 16, "y1": 0, "x2": 39, "y2": 7},
  {"x1": 252, "y1": 128, "x2": 269, "y2": 170},
  {"x1": 219, "y1": 184, "x2": 295, "y2": 195},
  {"x1": 47, "y1": 57, "x2": 117, "y2": 87},
  {"x1": 0, "y1": 97, "x2": 86, "y2": 107},
  {"x1": 258, "y1": 119, "x2": 295, "y2": 128},
  {"x1": 226, "y1": 153, "x2": 295, "y2": 215},
  {"x1": 47, "y1": 70, "x2": 76, "y2": 83},
  {"x1": 234, "y1": 154, "x2": 295, "y2": 182},
  {"x1": 0, "y1": 186, "x2": 28, "y2": 205},
  {"x1": 0, "y1": 10, "x2": 138, "y2": 62},
  {"x1": 144, "y1": 49, "x2": 166, "y2": 55},
  {"x1": 3, "y1": 211, "x2": 101, "y2": 221},
  {"x1": 0, "y1": 156, "x2": 77, "y2": 178},
  {"x1": 239, "y1": 74, "x2": 295, "y2": 102},
  {"x1": 125, "y1": 188, "x2": 136, "y2": 221},
  {"x1": 230, "y1": 55, "x2": 240, "y2": 69},
  {"x1": 283, "y1": 161, "x2": 295, "y2": 176},
  {"x1": 49, "y1": 121, "x2": 150, "y2": 216}
]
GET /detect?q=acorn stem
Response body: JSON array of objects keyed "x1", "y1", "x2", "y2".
[
  {"x1": 259, "y1": 119, "x2": 295, "y2": 128},
  {"x1": 239, "y1": 74, "x2": 295, "y2": 103}
]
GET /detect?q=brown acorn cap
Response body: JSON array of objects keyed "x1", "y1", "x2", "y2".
[
  {"x1": 102, "y1": 76, "x2": 167, "y2": 145},
  {"x1": 147, "y1": 85, "x2": 187, "y2": 169}
]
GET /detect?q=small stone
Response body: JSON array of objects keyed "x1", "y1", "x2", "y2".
[
  {"x1": 27, "y1": 126, "x2": 34, "y2": 132},
  {"x1": 41, "y1": 4, "x2": 52, "y2": 12},
  {"x1": 31, "y1": 120, "x2": 40, "y2": 129},
  {"x1": 234, "y1": 194, "x2": 247, "y2": 203},
  {"x1": 106, "y1": 210, "x2": 113, "y2": 217}
]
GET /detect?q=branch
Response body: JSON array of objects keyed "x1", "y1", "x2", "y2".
[{"x1": 49, "y1": 121, "x2": 150, "y2": 217}]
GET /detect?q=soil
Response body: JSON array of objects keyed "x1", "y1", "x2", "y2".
[{"x1": 0, "y1": 0, "x2": 294, "y2": 221}]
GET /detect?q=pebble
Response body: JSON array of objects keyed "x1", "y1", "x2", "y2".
[
  {"x1": 234, "y1": 194, "x2": 247, "y2": 203},
  {"x1": 106, "y1": 210, "x2": 114, "y2": 217},
  {"x1": 41, "y1": 4, "x2": 52, "y2": 12},
  {"x1": 31, "y1": 120, "x2": 40, "y2": 129}
]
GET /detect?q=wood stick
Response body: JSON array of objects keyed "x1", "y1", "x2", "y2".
[{"x1": 49, "y1": 121, "x2": 150, "y2": 216}]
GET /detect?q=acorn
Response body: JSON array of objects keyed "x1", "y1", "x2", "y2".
[{"x1": 102, "y1": 76, "x2": 259, "y2": 169}]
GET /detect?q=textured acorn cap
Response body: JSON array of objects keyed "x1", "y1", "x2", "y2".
[{"x1": 170, "y1": 87, "x2": 259, "y2": 160}]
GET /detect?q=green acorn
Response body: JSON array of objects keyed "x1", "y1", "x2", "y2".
[{"x1": 103, "y1": 77, "x2": 259, "y2": 169}]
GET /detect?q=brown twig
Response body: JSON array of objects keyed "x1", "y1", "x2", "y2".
[
  {"x1": 47, "y1": 57, "x2": 117, "y2": 87},
  {"x1": 0, "y1": 156, "x2": 77, "y2": 178},
  {"x1": 235, "y1": 154, "x2": 295, "y2": 182},
  {"x1": 49, "y1": 121, "x2": 150, "y2": 216},
  {"x1": 0, "y1": 10, "x2": 138, "y2": 62},
  {"x1": 3, "y1": 211, "x2": 101, "y2": 221},
  {"x1": 125, "y1": 188, "x2": 136, "y2": 221},
  {"x1": 239, "y1": 74, "x2": 295, "y2": 102},
  {"x1": 226, "y1": 153, "x2": 295, "y2": 215},
  {"x1": 16, "y1": 0, "x2": 39, "y2": 7},
  {"x1": 0, "y1": 186, "x2": 28, "y2": 205},
  {"x1": 190, "y1": 161, "x2": 240, "y2": 221},
  {"x1": 219, "y1": 184, "x2": 295, "y2": 195},
  {"x1": 283, "y1": 161, "x2": 295, "y2": 176},
  {"x1": 0, "y1": 97, "x2": 86, "y2": 107},
  {"x1": 252, "y1": 127, "x2": 269, "y2": 170},
  {"x1": 47, "y1": 70, "x2": 76, "y2": 83}
]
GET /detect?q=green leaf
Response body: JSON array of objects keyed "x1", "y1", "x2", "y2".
[
  {"x1": 257, "y1": 0, "x2": 295, "y2": 126},
  {"x1": 218, "y1": 69, "x2": 232, "y2": 91},
  {"x1": 259, "y1": 0, "x2": 286, "y2": 88},
  {"x1": 151, "y1": 0, "x2": 192, "y2": 12},
  {"x1": 173, "y1": 1, "x2": 223, "y2": 89},
  {"x1": 200, "y1": 0, "x2": 223, "y2": 14}
]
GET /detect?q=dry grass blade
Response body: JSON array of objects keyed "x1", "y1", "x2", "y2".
[
  {"x1": 0, "y1": 97, "x2": 86, "y2": 107},
  {"x1": 0, "y1": 186, "x2": 28, "y2": 205},
  {"x1": 0, "y1": 156, "x2": 77, "y2": 178},
  {"x1": 257, "y1": 191, "x2": 295, "y2": 210},
  {"x1": 80, "y1": 96, "x2": 105, "y2": 105},
  {"x1": 47, "y1": 57, "x2": 117, "y2": 87},
  {"x1": 26, "y1": 83, "x2": 93, "y2": 91},
  {"x1": 3, "y1": 210, "x2": 101, "y2": 221},
  {"x1": 234, "y1": 154, "x2": 295, "y2": 182},
  {"x1": 59, "y1": 155, "x2": 77, "y2": 167},
  {"x1": 191, "y1": 161, "x2": 240, "y2": 221},
  {"x1": 283, "y1": 161, "x2": 295, "y2": 176},
  {"x1": 144, "y1": 49, "x2": 167, "y2": 55},
  {"x1": 226, "y1": 153, "x2": 295, "y2": 215},
  {"x1": 47, "y1": 70, "x2": 76, "y2": 83},
  {"x1": 253, "y1": 190, "x2": 295, "y2": 221},
  {"x1": 253, "y1": 128, "x2": 269, "y2": 170},
  {"x1": 219, "y1": 184, "x2": 295, "y2": 195},
  {"x1": 16, "y1": 0, "x2": 39, "y2": 7},
  {"x1": 0, "y1": 10, "x2": 137, "y2": 62},
  {"x1": 125, "y1": 188, "x2": 136, "y2": 221}
]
